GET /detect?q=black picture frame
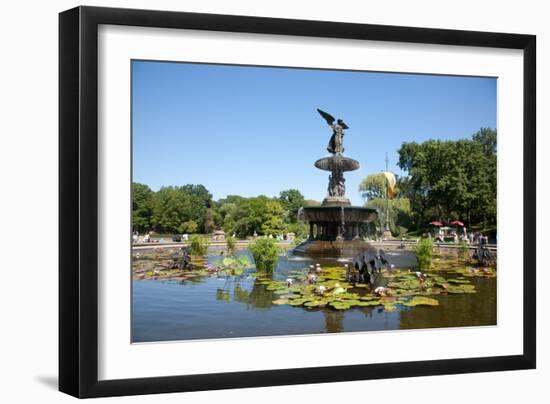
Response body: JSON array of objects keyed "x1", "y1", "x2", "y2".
[{"x1": 59, "y1": 5, "x2": 536, "y2": 398}]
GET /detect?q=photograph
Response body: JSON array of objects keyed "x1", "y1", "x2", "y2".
[{"x1": 131, "y1": 60, "x2": 497, "y2": 343}]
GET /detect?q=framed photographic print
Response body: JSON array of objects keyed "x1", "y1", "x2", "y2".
[{"x1": 59, "y1": 6, "x2": 536, "y2": 398}]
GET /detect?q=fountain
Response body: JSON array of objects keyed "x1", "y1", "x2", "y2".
[{"x1": 293, "y1": 109, "x2": 378, "y2": 257}]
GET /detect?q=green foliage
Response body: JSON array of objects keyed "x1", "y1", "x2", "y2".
[
  {"x1": 149, "y1": 185, "x2": 213, "y2": 233},
  {"x1": 397, "y1": 128, "x2": 497, "y2": 231},
  {"x1": 203, "y1": 208, "x2": 216, "y2": 234},
  {"x1": 260, "y1": 200, "x2": 286, "y2": 235},
  {"x1": 218, "y1": 255, "x2": 251, "y2": 276},
  {"x1": 188, "y1": 235, "x2": 209, "y2": 257},
  {"x1": 278, "y1": 189, "x2": 305, "y2": 223},
  {"x1": 249, "y1": 237, "x2": 280, "y2": 273},
  {"x1": 291, "y1": 236, "x2": 304, "y2": 247},
  {"x1": 284, "y1": 221, "x2": 308, "y2": 240},
  {"x1": 304, "y1": 199, "x2": 321, "y2": 207},
  {"x1": 416, "y1": 238, "x2": 433, "y2": 270},
  {"x1": 178, "y1": 220, "x2": 197, "y2": 234},
  {"x1": 365, "y1": 197, "x2": 412, "y2": 236},
  {"x1": 358, "y1": 173, "x2": 387, "y2": 201},
  {"x1": 216, "y1": 195, "x2": 287, "y2": 237},
  {"x1": 473, "y1": 127, "x2": 497, "y2": 155},
  {"x1": 226, "y1": 235, "x2": 236, "y2": 253},
  {"x1": 132, "y1": 183, "x2": 153, "y2": 232},
  {"x1": 459, "y1": 240, "x2": 470, "y2": 260},
  {"x1": 134, "y1": 184, "x2": 311, "y2": 239}
]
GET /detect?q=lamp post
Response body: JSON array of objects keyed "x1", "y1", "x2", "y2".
[{"x1": 382, "y1": 152, "x2": 393, "y2": 239}]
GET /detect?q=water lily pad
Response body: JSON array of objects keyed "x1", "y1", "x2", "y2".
[
  {"x1": 266, "y1": 282, "x2": 286, "y2": 291},
  {"x1": 272, "y1": 299, "x2": 288, "y2": 305},
  {"x1": 342, "y1": 299, "x2": 362, "y2": 307},
  {"x1": 403, "y1": 296, "x2": 439, "y2": 306},
  {"x1": 281, "y1": 294, "x2": 301, "y2": 300},
  {"x1": 329, "y1": 301, "x2": 351, "y2": 310},
  {"x1": 288, "y1": 299, "x2": 308, "y2": 306},
  {"x1": 356, "y1": 300, "x2": 381, "y2": 307},
  {"x1": 392, "y1": 289, "x2": 415, "y2": 296},
  {"x1": 447, "y1": 278, "x2": 471, "y2": 284},
  {"x1": 304, "y1": 300, "x2": 323, "y2": 307},
  {"x1": 447, "y1": 284, "x2": 476, "y2": 294},
  {"x1": 388, "y1": 280, "x2": 422, "y2": 290},
  {"x1": 273, "y1": 288, "x2": 291, "y2": 295}
]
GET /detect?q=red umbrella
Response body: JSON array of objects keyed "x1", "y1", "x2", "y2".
[
  {"x1": 450, "y1": 220, "x2": 464, "y2": 227},
  {"x1": 429, "y1": 221, "x2": 443, "y2": 226}
]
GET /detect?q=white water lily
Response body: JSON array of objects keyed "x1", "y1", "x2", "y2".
[{"x1": 374, "y1": 286, "x2": 386, "y2": 296}]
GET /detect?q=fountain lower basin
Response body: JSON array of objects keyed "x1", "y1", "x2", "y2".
[{"x1": 294, "y1": 205, "x2": 378, "y2": 257}]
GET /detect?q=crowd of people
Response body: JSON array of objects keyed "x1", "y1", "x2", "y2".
[{"x1": 429, "y1": 227, "x2": 490, "y2": 244}]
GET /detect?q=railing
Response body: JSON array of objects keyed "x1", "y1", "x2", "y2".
[
  {"x1": 132, "y1": 239, "x2": 293, "y2": 250},
  {"x1": 369, "y1": 239, "x2": 497, "y2": 252}
]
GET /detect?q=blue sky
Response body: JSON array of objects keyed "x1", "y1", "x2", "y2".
[{"x1": 132, "y1": 60, "x2": 496, "y2": 206}]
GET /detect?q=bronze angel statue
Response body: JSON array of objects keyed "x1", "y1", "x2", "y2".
[{"x1": 317, "y1": 109, "x2": 349, "y2": 154}]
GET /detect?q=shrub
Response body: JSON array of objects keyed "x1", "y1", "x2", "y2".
[
  {"x1": 178, "y1": 220, "x2": 198, "y2": 234},
  {"x1": 188, "y1": 234, "x2": 209, "y2": 256},
  {"x1": 459, "y1": 240, "x2": 470, "y2": 260},
  {"x1": 292, "y1": 237, "x2": 304, "y2": 247},
  {"x1": 226, "y1": 235, "x2": 236, "y2": 253},
  {"x1": 415, "y1": 238, "x2": 433, "y2": 270},
  {"x1": 249, "y1": 237, "x2": 280, "y2": 273}
]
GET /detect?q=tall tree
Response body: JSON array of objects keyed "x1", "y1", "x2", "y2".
[
  {"x1": 132, "y1": 183, "x2": 153, "y2": 232},
  {"x1": 150, "y1": 184, "x2": 213, "y2": 233},
  {"x1": 397, "y1": 128, "x2": 497, "y2": 230},
  {"x1": 203, "y1": 208, "x2": 216, "y2": 233},
  {"x1": 358, "y1": 173, "x2": 387, "y2": 201},
  {"x1": 278, "y1": 189, "x2": 305, "y2": 223}
]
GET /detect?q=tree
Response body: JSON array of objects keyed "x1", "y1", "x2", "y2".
[
  {"x1": 359, "y1": 172, "x2": 412, "y2": 236},
  {"x1": 397, "y1": 128, "x2": 497, "y2": 230},
  {"x1": 214, "y1": 195, "x2": 287, "y2": 237},
  {"x1": 304, "y1": 199, "x2": 321, "y2": 207},
  {"x1": 473, "y1": 127, "x2": 497, "y2": 155},
  {"x1": 365, "y1": 197, "x2": 412, "y2": 236},
  {"x1": 218, "y1": 202, "x2": 238, "y2": 234},
  {"x1": 132, "y1": 183, "x2": 153, "y2": 232},
  {"x1": 260, "y1": 200, "x2": 286, "y2": 235},
  {"x1": 278, "y1": 189, "x2": 305, "y2": 223},
  {"x1": 203, "y1": 208, "x2": 216, "y2": 234},
  {"x1": 179, "y1": 184, "x2": 213, "y2": 232},
  {"x1": 150, "y1": 186, "x2": 190, "y2": 233},
  {"x1": 150, "y1": 184, "x2": 214, "y2": 233},
  {"x1": 358, "y1": 173, "x2": 387, "y2": 201},
  {"x1": 178, "y1": 220, "x2": 198, "y2": 234}
]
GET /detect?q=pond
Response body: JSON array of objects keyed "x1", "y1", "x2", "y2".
[{"x1": 132, "y1": 248, "x2": 496, "y2": 342}]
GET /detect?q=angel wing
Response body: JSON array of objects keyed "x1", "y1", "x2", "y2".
[{"x1": 317, "y1": 108, "x2": 335, "y2": 125}]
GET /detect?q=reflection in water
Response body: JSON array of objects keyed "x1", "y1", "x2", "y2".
[
  {"x1": 324, "y1": 310, "x2": 344, "y2": 333},
  {"x1": 132, "y1": 250, "x2": 496, "y2": 342},
  {"x1": 247, "y1": 281, "x2": 276, "y2": 309},
  {"x1": 399, "y1": 277, "x2": 496, "y2": 329}
]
